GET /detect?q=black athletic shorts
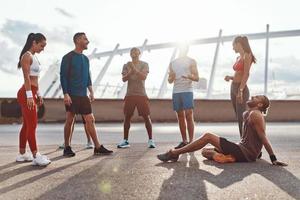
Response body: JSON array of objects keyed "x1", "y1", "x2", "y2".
[
  {"x1": 219, "y1": 137, "x2": 247, "y2": 162},
  {"x1": 65, "y1": 95, "x2": 92, "y2": 115}
]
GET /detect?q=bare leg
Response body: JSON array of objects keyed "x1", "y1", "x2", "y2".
[
  {"x1": 171, "y1": 133, "x2": 221, "y2": 156},
  {"x1": 64, "y1": 112, "x2": 75, "y2": 147},
  {"x1": 69, "y1": 117, "x2": 76, "y2": 145},
  {"x1": 84, "y1": 123, "x2": 92, "y2": 143},
  {"x1": 82, "y1": 114, "x2": 101, "y2": 148},
  {"x1": 176, "y1": 110, "x2": 187, "y2": 143},
  {"x1": 142, "y1": 115, "x2": 152, "y2": 139},
  {"x1": 123, "y1": 114, "x2": 132, "y2": 140},
  {"x1": 185, "y1": 109, "x2": 195, "y2": 143}
]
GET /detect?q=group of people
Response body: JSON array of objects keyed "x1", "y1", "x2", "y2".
[{"x1": 15, "y1": 32, "x2": 287, "y2": 167}]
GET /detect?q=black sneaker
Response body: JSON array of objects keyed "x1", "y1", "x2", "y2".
[
  {"x1": 157, "y1": 150, "x2": 179, "y2": 162},
  {"x1": 94, "y1": 145, "x2": 113, "y2": 155},
  {"x1": 174, "y1": 141, "x2": 188, "y2": 149},
  {"x1": 63, "y1": 146, "x2": 75, "y2": 157}
]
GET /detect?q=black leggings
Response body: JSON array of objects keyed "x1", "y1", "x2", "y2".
[{"x1": 230, "y1": 83, "x2": 249, "y2": 137}]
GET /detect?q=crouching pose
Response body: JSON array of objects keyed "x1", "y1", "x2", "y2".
[{"x1": 157, "y1": 95, "x2": 287, "y2": 166}]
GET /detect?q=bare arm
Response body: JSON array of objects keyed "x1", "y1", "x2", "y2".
[
  {"x1": 239, "y1": 53, "x2": 251, "y2": 91},
  {"x1": 189, "y1": 60, "x2": 199, "y2": 82},
  {"x1": 251, "y1": 111, "x2": 287, "y2": 166},
  {"x1": 168, "y1": 64, "x2": 176, "y2": 84},
  {"x1": 88, "y1": 85, "x2": 94, "y2": 102},
  {"x1": 122, "y1": 64, "x2": 132, "y2": 82},
  {"x1": 133, "y1": 63, "x2": 148, "y2": 80},
  {"x1": 21, "y1": 53, "x2": 35, "y2": 109},
  {"x1": 21, "y1": 53, "x2": 33, "y2": 92}
]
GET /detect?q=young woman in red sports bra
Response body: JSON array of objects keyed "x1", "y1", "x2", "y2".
[
  {"x1": 16, "y1": 33, "x2": 51, "y2": 166},
  {"x1": 224, "y1": 36, "x2": 256, "y2": 137}
]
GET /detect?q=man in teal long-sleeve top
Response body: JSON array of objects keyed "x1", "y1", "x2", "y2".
[{"x1": 60, "y1": 32, "x2": 113, "y2": 157}]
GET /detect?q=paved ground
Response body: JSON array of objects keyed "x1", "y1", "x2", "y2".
[{"x1": 0, "y1": 122, "x2": 300, "y2": 200}]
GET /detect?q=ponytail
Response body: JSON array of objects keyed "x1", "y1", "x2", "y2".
[{"x1": 17, "y1": 33, "x2": 46, "y2": 69}]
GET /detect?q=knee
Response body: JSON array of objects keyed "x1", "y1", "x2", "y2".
[
  {"x1": 65, "y1": 113, "x2": 75, "y2": 125},
  {"x1": 28, "y1": 122, "x2": 37, "y2": 131},
  {"x1": 177, "y1": 112, "x2": 185, "y2": 120},
  {"x1": 185, "y1": 112, "x2": 193, "y2": 122},
  {"x1": 201, "y1": 148, "x2": 212, "y2": 159},
  {"x1": 202, "y1": 132, "x2": 213, "y2": 142},
  {"x1": 65, "y1": 118, "x2": 74, "y2": 126},
  {"x1": 85, "y1": 115, "x2": 95, "y2": 125},
  {"x1": 143, "y1": 115, "x2": 151, "y2": 123},
  {"x1": 124, "y1": 115, "x2": 132, "y2": 123}
]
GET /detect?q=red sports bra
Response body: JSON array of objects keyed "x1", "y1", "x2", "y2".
[{"x1": 233, "y1": 57, "x2": 244, "y2": 71}]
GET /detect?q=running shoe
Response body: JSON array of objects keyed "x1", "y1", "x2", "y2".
[
  {"x1": 157, "y1": 150, "x2": 179, "y2": 162},
  {"x1": 32, "y1": 153, "x2": 51, "y2": 166},
  {"x1": 16, "y1": 152, "x2": 33, "y2": 162},
  {"x1": 148, "y1": 139, "x2": 156, "y2": 148},
  {"x1": 94, "y1": 145, "x2": 113, "y2": 155},
  {"x1": 86, "y1": 141, "x2": 94, "y2": 149},
  {"x1": 63, "y1": 146, "x2": 76, "y2": 157},
  {"x1": 117, "y1": 139, "x2": 130, "y2": 148}
]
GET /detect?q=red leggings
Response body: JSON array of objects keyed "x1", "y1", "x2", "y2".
[{"x1": 17, "y1": 85, "x2": 38, "y2": 152}]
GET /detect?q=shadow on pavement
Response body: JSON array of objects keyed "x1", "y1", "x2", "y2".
[{"x1": 156, "y1": 154, "x2": 300, "y2": 200}]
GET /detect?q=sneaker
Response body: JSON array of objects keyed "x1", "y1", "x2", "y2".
[
  {"x1": 157, "y1": 150, "x2": 179, "y2": 162},
  {"x1": 63, "y1": 146, "x2": 76, "y2": 157},
  {"x1": 58, "y1": 143, "x2": 65, "y2": 149},
  {"x1": 94, "y1": 145, "x2": 113, "y2": 155},
  {"x1": 117, "y1": 139, "x2": 130, "y2": 148},
  {"x1": 148, "y1": 139, "x2": 156, "y2": 148},
  {"x1": 85, "y1": 141, "x2": 94, "y2": 149},
  {"x1": 32, "y1": 153, "x2": 51, "y2": 166},
  {"x1": 174, "y1": 141, "x2": 188, "y2": 149},
  {"x1": 16, "y1": 152, "x2": 33, "y2": 162}
]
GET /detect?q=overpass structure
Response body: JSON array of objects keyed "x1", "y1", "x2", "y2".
[{"x1": 39, "y1": 24, "x2": 300, "y2": 99}]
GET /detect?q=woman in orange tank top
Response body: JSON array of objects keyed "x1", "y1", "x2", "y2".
[{"x1": 224, "y1": 36, "x2": 256, "y2": 137}]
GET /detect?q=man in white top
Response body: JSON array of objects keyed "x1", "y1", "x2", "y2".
[{"x1": 168, "y1": 45, "x2": 199, "y2": 149}]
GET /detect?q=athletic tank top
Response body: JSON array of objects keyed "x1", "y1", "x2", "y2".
[
  {"x1": 238, "y1": 111, "x2": 263, "y2": 161},
  {"x1": 170, "y1": 57, "x2": 195, "y2": 93},
  {"x1": 22, "y1": 51, "x2": 41, "y2": 76}
]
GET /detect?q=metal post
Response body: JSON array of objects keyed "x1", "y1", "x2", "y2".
[
  {"x1": 264, "y1": 24, "x2": 270, "y2": 95},
  {"x1": 93, "y1": 44, "x2": 119, "y2": 93},
  {"x1": 157, "y1": 48, "x2": 177, "y2": 98},
  {"x1": 206, "y1": 29, "x2": 222, "y2": 99}
]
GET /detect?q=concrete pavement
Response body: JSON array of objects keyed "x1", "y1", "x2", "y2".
[{"x1": 0, "y1": 123, "x2": 299, "y2": 200}]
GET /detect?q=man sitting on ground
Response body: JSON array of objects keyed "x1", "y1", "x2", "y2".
[{"x1": 157, "y1": 95, "x2": 287, "y2": 166}]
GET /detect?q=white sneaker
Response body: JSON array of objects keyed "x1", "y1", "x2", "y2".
[
  {"x1": 16, "y1": 152, "x2": 33, "y2": 162},
  {"x1": 32, "y1": 153, "x2": 51, "y2": 166},
  {"x1": 85, "y1": 141, "x2": 94, "y2": 149}
]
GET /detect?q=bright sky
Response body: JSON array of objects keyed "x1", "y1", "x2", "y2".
[{"x1": 1, "y1": 0, "x2": 300, "y2": 97}]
